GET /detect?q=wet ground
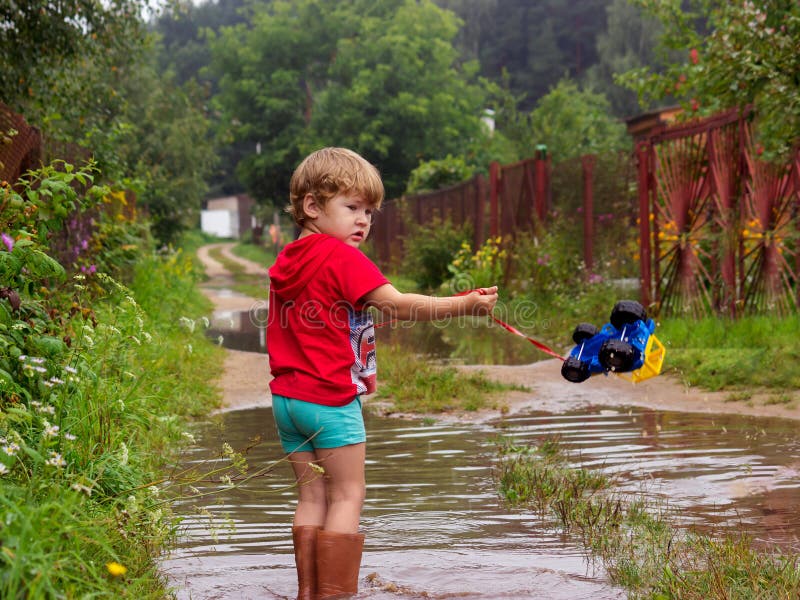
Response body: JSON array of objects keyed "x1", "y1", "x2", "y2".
[
  {"x1": 161, "y1": 403, "x2": 800, "y2": 599},
  {"x1": 176, "y1": 248, "x2": 800, "y2": 598}
]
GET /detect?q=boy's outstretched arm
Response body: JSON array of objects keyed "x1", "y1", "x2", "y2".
[{"x1": 364, "y1": 284, "x2": 498, "y2": 322}]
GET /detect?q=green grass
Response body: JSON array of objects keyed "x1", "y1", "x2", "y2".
[
  {"x1": 376, "y1": 342, "x2": 521, "y2": 413},
  {"x1": 231, "y1": 241, "x2": 276, "y2": 268},
  {"x1": 204, "y1": 243, "x2": 269, "y2": 299},
  {"x1": 658, "y1": 315, "x2": 800, "y2": 392},
  {"x1": 496, "y1": 437, "x2": 800, "y2": 599},
  {"x1": 0, "y1": 249, "x2": 224, "y2": 598}
]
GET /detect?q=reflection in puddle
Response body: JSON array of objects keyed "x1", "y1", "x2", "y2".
[
  {"x1": 162, "y1": 405, "x2": 800, "y2": 599},
  {"x1": 206, "y1": 306, "x2": 555, "y2": 365},
  {"x1": 207, "y1": 307, "x2": 269, "y2": 354}
]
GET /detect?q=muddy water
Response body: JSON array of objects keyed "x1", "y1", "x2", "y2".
[
  {"x1": 161, "y1": 404, "x2": 800, "y2": 599},
  {"x1": 205, "y1": 308, "x2": 557, "y2": 364}
]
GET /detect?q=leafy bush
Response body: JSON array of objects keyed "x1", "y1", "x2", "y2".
[
  {"x1": 0, "y1": 163, "x2": 222, "y2": 597},
  {"x1": 405, "y1": 154, "x2": 476, "y2": 194},
  {"x1": 445, "y1": 235, "x2": 507, "y2": 292},
  {"x1": 401, "y1": 217, "x2": 470, "y2": 290}
]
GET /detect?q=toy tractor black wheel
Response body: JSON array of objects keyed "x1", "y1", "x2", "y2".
[
  {"x1": 598, "y1": 339, "x2": 636, "y2": 372},
  {"x1": 561, "y1": 356, "x2": 591, "y2": 383},
  {"x1": 572, "y1": 323, "x2": 599, "y2": 344},
  {"x1": 610, "y1": 300, "x2": 647, "y2": 329}
]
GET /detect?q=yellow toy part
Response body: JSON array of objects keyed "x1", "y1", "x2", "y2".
[{"x1": 617, "y1": 334, "x2": 666, "y2": 383}]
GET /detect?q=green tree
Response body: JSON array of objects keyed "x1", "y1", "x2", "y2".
[
  {"x1": 0, "y1": 1, "x2": 148, "y2": 106},
  {"x1": 152, "y1": 0, "x2": 249, "y2": 197},
  {"x1": 310, "y1": 0, "x2": 490, "y2": 197},
  {"x1": 1, "y1": 1, "x2": 215, "y2": 244},
  {"x1": 117, "y1": 56, "x2": 215, "y2": 244},
  {"x1": 528, "y1": 78, "x2": 631, "y2": 162},
  {"x1": 209, "y1": 0, "x2": 491, "y2": 204},
  {"x1": 617, "y1": 0, "x2": 800, "y2": 157},
  {"x1": 583, "y1": 0, "x2": 666, "y2": 118},
  {"x1": 444, "y1": 0, "x2": 612, "y2": 110},
  {"x1": 207, "y1": 0, "x2": 346, "y2": 205}
]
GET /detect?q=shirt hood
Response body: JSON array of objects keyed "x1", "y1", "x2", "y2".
[{"x1": 268, "y1": 234, "x2": 341, "y2": 301}]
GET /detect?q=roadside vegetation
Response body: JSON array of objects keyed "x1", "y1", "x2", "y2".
[
  {"x1": 0, "y1": 167, "x2": 223, "y2": 597},
  {"x1": 496, "y1": 437, "x2": 800, "y2": 599}
]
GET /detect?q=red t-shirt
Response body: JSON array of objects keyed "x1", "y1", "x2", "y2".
[{"x1": 267, "y1": 234, "x2": 389, "y2": 406}]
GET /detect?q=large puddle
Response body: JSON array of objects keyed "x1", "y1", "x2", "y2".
[
  {"x1": 162, "y1": 404, "x2": 800, "y2": 599},
  {"x1": 205, "y1": 308, "x2": 558, "y2": 365}
]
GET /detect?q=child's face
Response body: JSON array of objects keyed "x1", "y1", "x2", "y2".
[{"x1": 306, "y1": 192, "x2": 374, "y2": 248}]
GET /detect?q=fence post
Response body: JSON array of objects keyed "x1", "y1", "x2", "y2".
[
  {"x1": 636, "y1": 141, "x2": 652, "y2": 308},
  {"x1": 795, "y1": 148, "x2": 800, "y2": 309},
  {"x1": 534, "y1": 145, "x2": 548, "y2": 222},
  {"x1": 475, "y1": 174, "x2": 486, "y2": 250},
  {"x1": 489, "y1": 161, "x2": 500, "y2": 237},
  {"x1": 582, "y1": 154, "x2": 596, "y2": 273}
]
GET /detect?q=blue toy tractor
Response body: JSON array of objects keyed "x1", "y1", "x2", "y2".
[{"x1": 561, "y1": 300, "x2": 665, "y2": 384}]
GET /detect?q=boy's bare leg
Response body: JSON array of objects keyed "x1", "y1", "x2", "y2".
[
  {"x1": 290, "y1": 451, "x2": 327, "y2": 527},
  {"x1": 315, "y1": 443, "x2": 366, "y2": 533}
]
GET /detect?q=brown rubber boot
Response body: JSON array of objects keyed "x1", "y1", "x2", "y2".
[
  {"x1": 292, "y1": 526, "x2": 320, "y2": 600},
  {"x1": 315, "y1": 529, "x2": 365, "y2": 599}
]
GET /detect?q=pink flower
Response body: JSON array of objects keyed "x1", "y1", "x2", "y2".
[
  {"x1": 1, "y1": 233, "x2": 13, "y2": 252},
  {"x1": 689, "y1": 48, "x2": 699, "y2": 65}
]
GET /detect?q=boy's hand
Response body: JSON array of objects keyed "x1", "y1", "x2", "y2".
[{"x1": 466, "y1": 286, "x2": 498, "y2": 315}]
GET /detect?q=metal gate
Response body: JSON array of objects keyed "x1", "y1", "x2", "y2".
[{"x1": 637, "y1": 108, "x2": 800, "y2": 317}]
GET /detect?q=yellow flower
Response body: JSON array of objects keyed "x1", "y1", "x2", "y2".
[{"x1": 106, "y1": 562, "x2": 127, "y2": 577}]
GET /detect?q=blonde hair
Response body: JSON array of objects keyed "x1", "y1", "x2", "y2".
[{"x1": 288, "y1": 147, "x2": 384, "y2": 226}]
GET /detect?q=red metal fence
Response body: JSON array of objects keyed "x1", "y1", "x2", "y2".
[
  {"x1": 637, "y1": 108, "x2": 800, "y2": 317},
  {"x1": 371, "y1": 148, "x2": 637, "y2": 285},
  {"x1": 371, "y1": 149, "x2": 585, "y2": 268}
]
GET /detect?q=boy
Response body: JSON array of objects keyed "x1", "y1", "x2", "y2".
[{"x1": 267, "y1": 147, "x2": 497, "y2": 599}]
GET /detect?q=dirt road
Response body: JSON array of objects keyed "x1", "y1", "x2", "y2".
[{"x1": 196, "y1": 243, "x2": 800, "y2": 422}]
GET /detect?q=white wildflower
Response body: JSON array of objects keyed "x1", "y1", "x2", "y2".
[
  {"x1": 64, "y1": 432, "x2": 76, "y2": 441},
  {"x1": 49, "y1": 377, "x2": 65, "y2": 385},
  {"x1": 2, "y1": 442, "x2": 20, "y2": 456},
  {"x1": 119, "y1": 442, "x2": 129, "y2": 466},
  {"x1": 43, "y1": 422, "x2": 60, "y2": 438},
  {"x1": 181, "y1": 431, "x2": 196, "y2": 444},
  {"x1": 0, "y1": 464, "x2": 8, "y2": 475},
  {"x1": 46, "y1": 452, "x2": 66, "y2": 467},
  {"x1": 71, "y1": 482, "x2": 92, "y2": 496},
  {"x1": 64, "y1": 366, "x2": 78, "y2": 374}
]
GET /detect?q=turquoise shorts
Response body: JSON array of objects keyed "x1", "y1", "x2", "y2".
[{"x1": 272, "y1": 394, "x2": 366, "y2": 454}]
